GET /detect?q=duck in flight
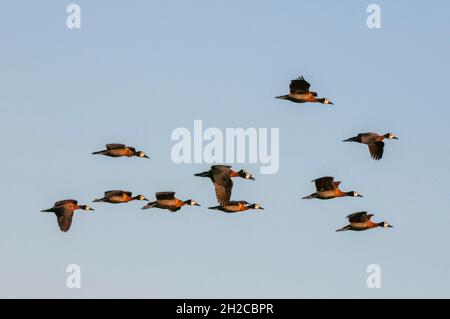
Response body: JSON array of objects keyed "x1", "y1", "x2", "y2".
[
  {"x1": 142, "y1": 192, "x2": 200, "y2": 212},
  {"x1": 302, "y1": 176, "x2": 363, "y2": 200},
  {"x1": 209, "y1": 201, "x2": 264, "y2": 213},
  {"x1": 336, "y1": 211, "x2": 393, "y2": 232},
  {"x1": 92, "y1": 144, "x2": 149, "y2": 158},
  {"x1": 41, "y1": 199, "x2": 94, "y2": 232},
  {"x1": 195, "y1": 165, "x2": 255, "y2": 206},
  {"x1": 93, "y1": 190, "x2": 148, "y2": 204},
  {"x1": 275, "y1": 76, "x2": 333, "y2": 105},
  {"x1": 343, "y1": 132, "x2": 398, "y2": 160}
]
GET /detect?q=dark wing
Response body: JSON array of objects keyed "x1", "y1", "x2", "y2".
[
  {"x1": 228, "y1": 200, "x2": 249, "y2": 205},
  {"x1": 289, "y1": 76, "x2": 311, "y2": 94},
  {"x1": 56, "y1": 210, "x2": 74, "y2": 232},
  {"x1": 333, "y1": 181, "x2": 341, "y2": 188},
  {"x1": 128, "y1": 147, "x2": 136, "y2": 153},
  {"x1": 105, "y1": 190, "x2": 125, "y2": 196},
  {"x1": 213, "y1": 169, "x2": 233, "y2": 206},
  {"x1": 359, "y1": 133, "x2": 379, "y2": 144},
  {"x1": 312, "y1": 176, "x2": 335, "y2": 191},
  {"x1": 106, "y1": 144, "x2": 126, "y2": 150},
  {"x1": 368, "y1": 141, "x2": 384, "y2": 160},
  {"x1": 54, "y1": 199, "x2": 77, "y2": 207},
  {"x1": 347, "y1": 211, "x2": 372, "y2": 223},
  {"x1": 211, "y1": 165, "x2": 232, "y2": 174},
  {"x1": 156, "y1": 192, "x2": 176, "y2": 200},
  {"x1": 169, "y1": 207, "x2": 181, "y2": 212}
]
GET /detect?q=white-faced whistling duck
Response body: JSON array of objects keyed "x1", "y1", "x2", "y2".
[
  {"x1": 302, "y1": 176, "x2": 363, "y2": 200},
  {"x1": 275, "y1": 76, "x2": 333, "y2": 105},
  {"x1": 93, "y1": 190, "x2": 148, "y2": 204},
  {"x1": 41, "y1": 199, "x2": 94, "y2": 232},
  {"x1": 194, "y1": 165, "x2": 255, "y2": 206},
  {"x1": 92, "y1": 144, "x2": 149, "y2": 159},
  {"x1": 336, "y1": 211, "x2": 393, "y2": 232},
  {"x1": 142, "y1": 192, "x2": 200, "y2": 212},
  {"x1": 208, "y1": 201, "x2": 264, "y2": 213},
  {"x1": 343, "y1": 132, "x2": 398, "y2": 160}
]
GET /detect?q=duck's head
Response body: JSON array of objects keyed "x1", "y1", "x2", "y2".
[
  {"x1": 137, "y1": 151, "x2": 150, "y2": 159},
  {"x1": 237, "y1": 169, "x2": 255, "y2": 180},
  {"x1": 384, "y1": 133, "x2": 398, "y2": 140},
  {"x1": 318, "y1": 98, "x2": 334, "y2": 105},
  {"x1": 378, "y1": 221, "x2": 393, "y2": 228},
  {"x1": 185, "y1": 199, "x2": 200, "y2": 206},
  {"x1": 248, "y1": 203, "x2": 264, "y2": 210},
  {"x1": 347, "y1": 191, "x2": 363, "y2": 198},
  {"x1": 79, "y1": 205, "x2": 95, "y2": 211},
  {"x1": 135, "y1": 194, "x2": 148, "y2": 201}
]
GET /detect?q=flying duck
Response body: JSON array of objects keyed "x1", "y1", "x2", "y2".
[
  {"x1": 142, "y1": 192, "x2": 200, "y2": 212},
  {"x1": 336, "y1": 211, "x2": 393, "y2": 232},
  {"x1": 93, "y1": 190, "x2": 148, "y2": 204},
  {"x1": 194, "y1": 165, "x2": 255, "y2": 206},
  {"x1": 209, "y1": 201, "x2": 264, "y2": 213},
  {"x1": 92, "y1": 144, "x2": 149, "y2": 158},
  {"x1": 343, "y1": 132, "x2": 398, "y2": 160},
  {"x1": 41, "y1": 199, "x2": 94, "y2": 232},
  {"x1": 302, "y1": 176, "x2": 363, "y2": 200},
  {"x1": 275, "y1": 76, "x2": 333, "y2": 105}
]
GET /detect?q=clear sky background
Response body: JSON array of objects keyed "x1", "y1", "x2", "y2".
[{"x1": 1, "y1": 0, "x2": 449, "y2": 298}]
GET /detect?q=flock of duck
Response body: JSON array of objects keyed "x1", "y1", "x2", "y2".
[{"x1": 41, "y1": 76, "x2": 397, "y2": 233}]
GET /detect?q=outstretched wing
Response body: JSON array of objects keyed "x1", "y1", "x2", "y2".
[
  {"x1": 312, "y1": 176, "x2": 335, "y2": 191},
  {"x1": 347, "y1": 211, "x2": 372, "y2": 223},
  {"x1": 106, "y1": 144, "x2": 126, "y2": 150},
  {"x1": 213, "y1": 168, "x2": 233, "y2": 206},
  {"x1": 290, "y1": 76, "x2": 311, "y2": 94},
  {"x1": 54, "y1": 199, "x2": 77, "y2": 207},
  {"x1": 56, "y1": 210, "x2": 74, "y2": 232},
  {"x1": 156, "y1": 192, "x2": 176, "y2": 200},
  {"x1": 368, "y1": 142, "x2": 385, "y2": 160}
]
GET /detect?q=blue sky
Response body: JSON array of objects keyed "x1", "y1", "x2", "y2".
[{"x1": 1, "y1": 0, "x2": 449, "y2": 298}]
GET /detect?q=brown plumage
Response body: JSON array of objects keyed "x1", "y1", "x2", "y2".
[
  {"x1": 195, "y1": 165, "x2": 254, "y2": 206},
  {"x1": 93, "y1": 190, "x2": 148, "y2": 204},
  {"x1": 302, "y1": 176, "x2": 363, "y2": 200},
  {"x1": 343, "y1": 133, "x2": 398, "y2": 160},
  {"x1": 336, "y1": 212, "x2": 393, "y2": 232},
  {"x1": 142, "y1": 192, "x2": 200, "y2": 212},
  {"x1": 275, "y1": 76, "x2": 333, "y2": 105},
  {"x1": 208, "y1": 201, "x2": 264, "y2": 213},
  {"x1": 41, "y1": 199, "x2": 94, "y2": 232},
  {"x1": 92, "y1": 144, "x2": 149, "y2": 158}
]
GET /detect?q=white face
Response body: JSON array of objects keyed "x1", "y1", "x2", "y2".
[
  {"x1": 139, "y1": 195, "x2": 145, "y2": 200},
  {"x1": 243, "y1": 170, "x2": 252, "y2": 179},
  {"x1": 85, "y1": 205, "x2": 93, "y2": 210},
  {"x1": 383, "y1": 222, "x2": 390, "y2": 228},
  {"x1": 139, "y1": 152, "x2": 145, "y2": 157},
  {"x1": 389, "y1": 133, "x2": 397, "y2": 139},
  {"x1": 254, "y1": 204, "x2": 261, "y2": 209},
  {"x1": 190, "y1": 200, "x2": 197, "y2": 206},
  {"x1": 353, "y1": 192, "x2": 359, "y2": 197},
  {"x1": 324, "y1": 98, "x2": 332, "y2": 104}
]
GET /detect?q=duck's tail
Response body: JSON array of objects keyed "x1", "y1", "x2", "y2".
[
  {"x1": 92, "y1": 150, "x2": 105, "y2": 155},
  {"x1": 41, "y1": 208, "x2": 54, "y2": 213},
  {"x1": 208, "y1": 206, "x2": 221, "y2": 210},
  {"x1": 302, "y1": 194, "x2": 315, "y2": 199},
  {"x1": 142, "y1": 202, "x2": 156, "y2": 210},
  {"x1": 342, "y1": 136, "x2": 358, "y2": 142},
  {"x1": 194, "y1": 171, "x2": 210, "y2": 177},
  {"x1": 93, "y1": 198, "x2": 105, "y2": 203},
  {"x1": 274, "y1": 95, "x2": 289, "y2": 100},
  {"x1": 336, "y1": 225, "x2": 351, "y2": 232}
]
